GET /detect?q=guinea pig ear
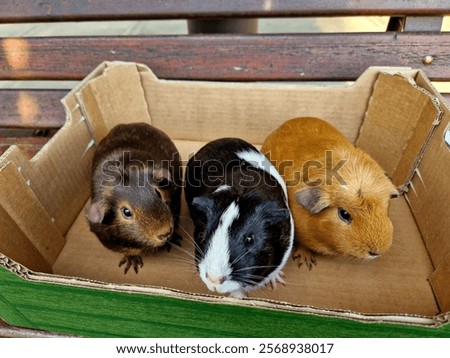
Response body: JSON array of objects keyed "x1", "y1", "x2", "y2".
[
  {"x1": 191, "y1": 196, "x2": 215, "y2": 215},
  {"x1": 86, "y1": 201, "x2": 106, "y2": 224},
  {"x1": 295, "y1": 187, "x2": 330, "y2": 214},
  {"x1": 150, "y1": 167, "x2": 174, "y2": 189},
  {"x1": 263, "y1": 202, "x2": 290, "y2": 225}
]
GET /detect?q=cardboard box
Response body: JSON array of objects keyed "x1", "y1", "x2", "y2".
[{"x1": 0, "y1": 62, "x2": 449, "y2": 337}]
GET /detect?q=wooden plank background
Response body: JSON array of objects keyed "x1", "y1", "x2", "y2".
[
  {"x1": 0, "y1": 0, "x2": 449, "y2": 22},
  {"x1": 1, "y1": 33, "x2": 449, "y2": 81}
]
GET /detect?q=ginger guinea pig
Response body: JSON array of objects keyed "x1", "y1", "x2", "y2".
[
  {"x1": 261, "y1": 117, "x2": 398, "y2": 269},
  {"x1": 87, "y1": 122, "x2": 182, "y2": 274}
]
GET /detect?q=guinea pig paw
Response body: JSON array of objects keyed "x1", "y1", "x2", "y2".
[
  {"x1": 265, "y1": 272, "x2": 286, "y2": 290},
  {"x1": 293, "y1": 247, "x2": 317, "y2": 271},
  {"x1": 119, "y1": 255, "x2": 144, "y2": 274},
  {"x1": 265, "y1": 280, "x2": 276, "y2": 290},
  {"x1": 276, "y1": 272, "x2": 287, "y2": 286}
]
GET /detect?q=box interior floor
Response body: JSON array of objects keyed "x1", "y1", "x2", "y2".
[
  {"x1": 2, "y1": 62, "x2": 449, "y2": 322},
  {"x1": 54, "y1": 155, "x2": 437, "y2": 316}
]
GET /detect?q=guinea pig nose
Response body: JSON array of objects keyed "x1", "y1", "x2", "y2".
[
  {"x1": 206, "y1": 272, "x2": 225, "y2": 285},
  {"x1": 158, "y1": 232, "x2": 172, "y2": 241},
  {"x1": 158, "y1": 230, "x2": 172, "y2": 241}
]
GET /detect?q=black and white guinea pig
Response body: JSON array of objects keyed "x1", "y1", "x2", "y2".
[{"x1": 184, "y1": 138, "x2": 294, "y2": 298}]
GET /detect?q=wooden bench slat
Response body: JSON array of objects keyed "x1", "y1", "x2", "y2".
[
  {"x1": 0, "y1": 90, "x2": 67, "y2": 129},
  {"x1": 1, "y1": 0, "x2": 449, "y2": 23},
  {"x1": 0, "y1": 136, "x2": 49, "y2": 157},
  {"x1": 1, "y1": 33, "x2": 450, "y2": 82}
]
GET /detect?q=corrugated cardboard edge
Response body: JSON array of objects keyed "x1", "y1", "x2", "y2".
[
  {"x1": 429, "y1": 251, "x2": 450, "y2": 313},
  {"x1": 394, "y1": 71, "x2": 443, "y2": 192},
  {"x1": 0, "y1": 322, "x2": 74, "y2": 338},
  {"x1": 357, "y1": 70, "x2": 443, "y2": 193},
  {"x1": 407, "y1": 72, "x2": 450, "y2": 311},
  {"x1": 0, "y1": 254, "x2": 446, "y2": 328},
  {"x1": 61, "y1": 61, "x2": 117, "y2": 146},
  {"x1": 0, "y1": 161, "x2": 64, "y2": 266},
  {"x1": 61, "y1": 61, "x2": 154, "y2": 146}
]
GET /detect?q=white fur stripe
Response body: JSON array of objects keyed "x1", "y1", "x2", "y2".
[
  {"x1": 235, "y1": 149, "x2": 288, "y2": 198},
  {"x1": 213, "y1": 185, "x2": 231, "y2": 193},
  {"x1": 198, "y1": 201, "x2": 242, "y2": 294}
]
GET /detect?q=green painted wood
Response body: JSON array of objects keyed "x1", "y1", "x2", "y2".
[{"x1": 0, "y1": 267, "x2": 449, "y2": 337}]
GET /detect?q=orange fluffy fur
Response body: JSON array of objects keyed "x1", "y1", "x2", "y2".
[{"x1": 261, "y1": 117, "x2": 398, "y2": 268}]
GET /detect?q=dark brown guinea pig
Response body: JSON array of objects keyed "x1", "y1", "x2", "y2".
[
  {"x1": 87, "y1": 122, "x2": 182, "y2": 274},
  {"x1": 261, "y1": 117, "x2": 399, "y2": 269}
]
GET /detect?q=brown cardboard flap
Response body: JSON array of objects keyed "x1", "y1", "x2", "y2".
[
  {"x1": 356, "y1": 73, "x2": 441, "y2": 188},
  {"x1": 0, "y1": 111, "x2": 93, "y2": 237},
  {"x1": 357, "y1": 70, "x2": 449, "y2": 305},
  {"x1": 0, "y1": 205, "x2": 52, "y2": 273},
  {"x1": 405, "y1": 102, "x2": 450, "y2": 270},
  {"x1": 0, "y1": 162, "x2": 64, "y2": 267},
  {"x1": 77, "y1": 85, "x2": 109, "y2": 143},
  {"x1": 30, "y1": 114, "x2": 93, "y2": 235},
  {"x1": 78, "y1": 62, "x2": 152, "y2": 144},
  {"x1": 430, "y1": 251, "x2": 450, "y2": 313}
]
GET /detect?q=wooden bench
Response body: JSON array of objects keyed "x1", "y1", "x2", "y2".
[
  {"x1": 0, "y1": 0, "x2": 450, "y2": 336},
  {"x1": 1, "y1": 0, "x2": 450, "y2": 159}
]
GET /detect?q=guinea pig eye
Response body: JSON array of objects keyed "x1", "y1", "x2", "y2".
[
  {"x1": 121, "y1": 207, "x2": 133, "y2": 220},
  {"x1": 337, "y1": 207, "x2": 352, "y2": 224},
  {"x1": 244, "y1": 235, "x2": 254, "y2": 245}
]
